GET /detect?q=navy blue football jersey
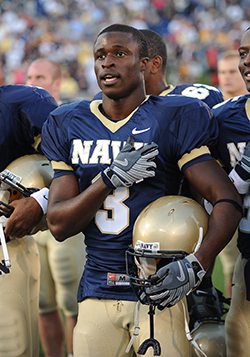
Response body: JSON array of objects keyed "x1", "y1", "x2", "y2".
[
  {"x1": 211, "y1": 94, "x2": 250, "y2": 256},
  {"x1": 0, "y1": 85, "x2": 58, "y2": 171},
  {"x1": 160, "y1": 83, "x2": 224, "y2": 108},
  {"x1": 163, "y1": 83, "x2": 224, "y2": 197},
  {"x1": 93, "y1": 83, "x2": 224, "y2": 109},
  {"x1": 41, "y1": 94, "x2": 218, "y2": 302}
]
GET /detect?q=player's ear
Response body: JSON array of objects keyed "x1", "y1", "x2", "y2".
[
  {"x1": 150, "y1": 55, "x2": 162, "y2": 74},
  {"x1": 141, "y1": 57, "x2": 149, "y2": 73}
]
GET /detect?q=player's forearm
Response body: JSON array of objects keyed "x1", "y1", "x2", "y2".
[
  {"x1": 195, "y1": 201, "x2": 241, "y2": 271},
  {"x1": 184, "y1": 160, "x2": 242, "y2": 271},
  {"x1": 47, "y1": 176, "x2": 111, "y2": 241}
]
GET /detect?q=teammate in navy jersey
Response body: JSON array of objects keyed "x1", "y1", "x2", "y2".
[
  {"x1": 2, "y1": 85, "x2": 58, "y2": 238},
  {"x1": 26, "y1": 58, "x2": 85, "y2": 357},
  {"x1": 209, "y1": 27, "x2": 250, "y2": 356},
  {"x1": 140, "y1": 29, "x2": 224, "y2": 106},
  {"x1": 0, "y1": 85, "x2": 57, "y2": 172},
  {"x1": 41, "y1": 24, "x2": 241, "y2": 357},
  {"x1": 139, "y1": 28, "x2": 229, "y2": 333},
  {"x1": 0, "y1": 84, "x2": 57, "y2": 357}
]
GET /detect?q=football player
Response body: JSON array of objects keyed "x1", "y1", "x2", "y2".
[
  {"x1": 140, "y1": 29, "x2": 224, "y2": 107},
  {"x1": 26, "y1": 58, "x2": 85, "y2": 357},
  {"x1": 0, "y1": 84, "x2": 57, "y2": 357},
  {"x1": 41, "y1": 24, "x2": 241, "y2": 357},
  {"x1": 207, "y1": 26, "x2": 250, "y2": 357},
  {"x1": 216, "y1": 49, "x2": 248, "y2": 297},
  {"x1": 139, "y1": 28, "x2": 228, "y2": 331}
]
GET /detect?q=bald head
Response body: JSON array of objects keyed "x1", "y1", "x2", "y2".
[{"x1": 26, "y1": 59, "x2": 61, "y2": 102}]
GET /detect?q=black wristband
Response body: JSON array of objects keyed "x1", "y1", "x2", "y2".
[{"x1": 213, "y1": 198, "x2": 243, "y2": 216}]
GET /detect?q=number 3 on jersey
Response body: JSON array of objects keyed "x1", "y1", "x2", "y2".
[{"x1": 95, "y1": 187, "x2": 129, "y2": 234}]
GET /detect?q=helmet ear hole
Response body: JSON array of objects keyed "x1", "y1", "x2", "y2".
[{"x1": 8, "y1": 188, "x2": 22, "y2": 202}]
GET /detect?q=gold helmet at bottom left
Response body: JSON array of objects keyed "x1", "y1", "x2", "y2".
[{"x1": 2, "y1": 154, "x2": 53, "y2": 202}]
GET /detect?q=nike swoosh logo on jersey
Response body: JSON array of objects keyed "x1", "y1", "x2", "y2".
[
  {"x1": 176, "y1": 261, "x2": 185, "y2": 282},
  {"x1": 195, "y1": 290, "x2": 209, "y2": 296},
  {"x1": 115, "y1": 158, "x2": 128, "y2": 166},
  {"x1": 132, "y1": 127, "x2": 150, "y2": 135},
  {"x1": 43, "y1": 195, "x2": 48, "y2": 201}
]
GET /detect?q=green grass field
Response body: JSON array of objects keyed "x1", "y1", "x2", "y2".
[
  {"x1": 212, "y1": 256, "x2": 226, "y2": 296},
  {"x1": 38, "y1": 257, "x2": 226, "y2": 357}
]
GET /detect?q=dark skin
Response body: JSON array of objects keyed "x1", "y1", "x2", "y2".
[
  {"x1": 93, "y1": 32, "x2": 148, "y2": 118},
  {"x1": 44, "y1": 31, "x2": 242, "y2": 273},
  {"x1": 4, "y1": 197, "x2": 43, "y2": 238},
  {"x1": 143, "y1": 54, "x2": 168, "y2": 95},
  {"x1": 238, "y1": 28, "x2": 250, "y2": 92}
]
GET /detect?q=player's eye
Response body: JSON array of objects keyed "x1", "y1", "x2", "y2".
[
  {"x1": 239, "y1": 50, "x2": 247, "y2": 59},
  {"x1": 96, "y1": 53, "x2": 105, "y2": 60},
  {"x1": 116, "y1": 51, "x2": 126, "y2": 57}
]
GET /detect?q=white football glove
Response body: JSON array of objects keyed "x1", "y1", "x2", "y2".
[
  {"x1": 102, "y1": 136, "x2": 159, "y2": 189},
  {"x1": 145, "y1": 254, "x2": 205, "y2": 310}
]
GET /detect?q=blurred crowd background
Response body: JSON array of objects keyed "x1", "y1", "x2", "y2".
[{"x1": 0, "y1": 0, "x2": 250, "y2": 101}]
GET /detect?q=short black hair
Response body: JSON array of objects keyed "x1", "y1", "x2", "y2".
[
  {"x1": 96, "y1": 23, "x2": 148, "y2": 59},
  {"x1": 139, "y1": 29, "x2": 167, "y2": 73}
]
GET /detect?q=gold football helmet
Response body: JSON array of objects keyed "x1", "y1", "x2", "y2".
[
  {"x1": 191, "y1": 320, "x2": 226, "y2": 357},
  {"x1": 1, "y1": 154, "x2": 53, "y2": 201},
  {"x1": 126, "y1": 195, "x2": 209, "y2": 304}
]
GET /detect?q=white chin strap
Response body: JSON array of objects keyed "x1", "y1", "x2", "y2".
[
  {"x1": 181, "y1": 300, "x2": 208, "y2": 357},
  {"x1": 0, "y1": 188, "x2": 11, "y2": 268},
  {"x1": 193, "y1": 227, "x2": 203, "y2": 254}
]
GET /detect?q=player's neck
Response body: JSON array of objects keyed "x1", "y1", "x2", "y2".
[
  {"x1": 146, "y1": 79, "x2": 169, "y2": 96},
  {"x1": 102, "y1": 89, "x2": 146, "y2": 120}
]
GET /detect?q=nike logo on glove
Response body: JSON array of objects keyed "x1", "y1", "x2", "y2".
[
  {"x1": 132, "y1": 127, "x2": 150, "y2": 135},
  {"x1": 176, "y1": 261, "x2": 185, "y2": 282},
  {"x1": 115, "y1": 158, "x2": 128, "y2": 166}
]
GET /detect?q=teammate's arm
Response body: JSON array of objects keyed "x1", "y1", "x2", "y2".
[
  {"x1": 184, "y1": 159, "x2": 241, "y2": 270},
  {"x1": 146, "y1": 159, "x2": 242, "y2": 308},
  {"x1": 4, "y1": 197, "x2": 43, "y2": 238}
]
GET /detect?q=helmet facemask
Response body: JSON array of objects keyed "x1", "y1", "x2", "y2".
[{"x1": 126, "y1": 196, "x2": 208, "y2": 306}]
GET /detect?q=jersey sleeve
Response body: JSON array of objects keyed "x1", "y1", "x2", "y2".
[
  {"x1": 19, "y1": 87, "x2": 58, "y2": 138},
  {"x1": 41, "y1": 105, "x2": 75, "y2": 178},
  {"x1": 179, "y1": 83, "x2": 224, "y2": 108},
  {"x1": 167, "y1": 100, "x2": 219, "y2": 172}
]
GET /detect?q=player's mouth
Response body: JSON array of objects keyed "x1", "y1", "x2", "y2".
[
  {"x1": 101, "y1": 73, "x2": 120, "y2": 85},
  {"x1": 244, "y1": 72, "x2": 250, "y2": 82}
]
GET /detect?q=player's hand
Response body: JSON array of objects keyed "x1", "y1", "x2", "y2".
[
  {"x1": 145, "y1": 254, "x2": 205, "y2": 310},
  {"x1": 4, "y1": 197, "x2": 43, "y2": 238},
  {"x1": 102, "y1": 136, "x2": 159, "y2": 189}
]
